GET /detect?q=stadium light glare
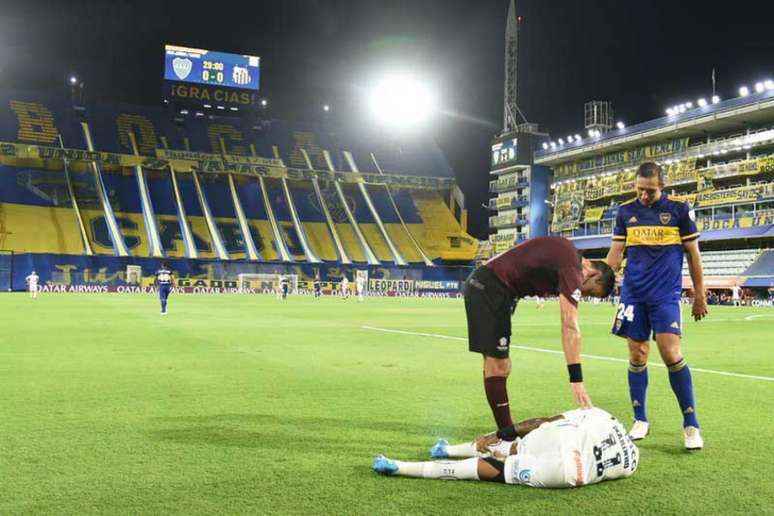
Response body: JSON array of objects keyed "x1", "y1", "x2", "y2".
[
  {"x1": 739, "y1": 86, "x2": 750, "y2": 97},
  {"x1": 550, "y1": 141, "x2": 557, "y2": 148},
  {"x1": 69, "y1": 76, "x2": 78, "y2": 85},
  {"x1": 697, "y1": 154, "x2": 705, "y2": 158},
  {"x1": 558, "y1": 138, "x2": 564, "y2": 145},
  {"x1": 711, "y1": 95, "x2": 721, "y2": 104},
  {"x1": 697, "y1": 98, "x2": 707, "y2": 107},
  {"x1": 574, "y1": 134, "x2": 581, "y2": 141},
  {"x1": 665, "y1": 108, "x2": 673, "y2": 116},
  {"x1": 755, "y1": 82, "x2": 765, "y2": 93},
  {"x1": 685, "y1": 102, "x2": 693, "y2": 109},
  {"x1": 678, "y1": 105, "x2": 686, "y2": 113},
  {"x1": 542, "y1": 142, "x2": 549, "y2": 150},
  {"x1": 616, "y1": 121, "x2": 625, "y2": 129},
  {"x1": 260, "y1": 99, "x2": 268, "y2": 107},
  {"x1": 323, "y1": 104, "x2": 330, "y2": 112},
  {"x1": 369, "y1": 75, "x2": 436, "y2": 129},
  {"x1": 765, "y1": 80, "x2": 774, "y2": 90}
]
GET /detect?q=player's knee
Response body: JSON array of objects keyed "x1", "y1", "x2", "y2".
[
  {"x1": 628, "y1": 342, "x2": 649, "y2": 363},
  {"x1": 484, "y1": 357, "x2": 511, "y2": 377}
]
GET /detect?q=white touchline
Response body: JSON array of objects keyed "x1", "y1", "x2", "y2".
[{"x1": 361, "y1": 326, "x2": 774, "y2": 382}]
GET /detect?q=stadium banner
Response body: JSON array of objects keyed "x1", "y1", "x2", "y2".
[
  {"x1": 558, "y1": 138, "x2": 689, "y2": 179},
  {"x1": 697, "y1": 211, "x2": 774, "y2": 232},
  {"x1": 583, "y1": 207, "x2": 605, "y2": 222},
  {"x1": 6, "y1": 252, "x2": 472, "y2": 292},
  {"x1": 551, "y1": 191, "x2": 585, "y2": 232},
  {"x1": 0, "y1": 141, "x2": 452, "y2": 190},
  {"x1": 696, "y1": 183, "x2": 774, "y2": 207}
]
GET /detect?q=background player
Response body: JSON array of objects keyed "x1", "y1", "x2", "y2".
[
  {"x1": 280, "y1": 274, "x2": 289, "y2": 300},
  {"x1": 25, "y1": 270, "x2": 39, "y2": 299},
  {"x1": 340, "y1": 275, "x2": 350, "y2": 299},
  {"x1": 606, "y1": 161, "x2": 707, "y2": 450},
  {"x1": 374, "y1": 407, "x2": 638, "y2": 488},
  {"x1": 154, "y1": 262, "x2": 174, "y2": 316},
  {"x1": 313, "y1": 273, "x2": 322, "y2": 299},
  {"x1": 356, "y1": 273, "x2": 366, "y2": 302},
  {"x1": 464, "y1": 236, "x2": 615, "y2": 432}
]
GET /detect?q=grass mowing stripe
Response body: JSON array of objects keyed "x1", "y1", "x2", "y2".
[{"x1": 361, "y1": 325, "x2": 774, "y2": 382}]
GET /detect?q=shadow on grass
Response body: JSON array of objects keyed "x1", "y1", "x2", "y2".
[{"x1": 149, "y1": 413, "x2": 476, "y2": 452}]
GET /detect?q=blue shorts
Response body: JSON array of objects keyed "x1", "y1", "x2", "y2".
[
  {"x1": 611, "y1": 298, "x2": 682, "y2": 342},
  {"x1": 159, "y1": 284, "x2": 172, "y2": 300}
]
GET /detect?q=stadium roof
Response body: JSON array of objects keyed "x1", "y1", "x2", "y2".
[{"x1": 536, "y1": 89, "x2": 774, "y2": 165}]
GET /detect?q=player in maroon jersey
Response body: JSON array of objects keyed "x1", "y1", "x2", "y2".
[{"x1": 464, "y1": 236, "x2": 615, "y2": 436}]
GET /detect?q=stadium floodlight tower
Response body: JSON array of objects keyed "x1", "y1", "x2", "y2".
[
  {"x1": 584, "y1": 100, "x2": 614, "y2": 136},
  {"x1": 487, "y1": 0, "x2": 550, "y2": 260}
]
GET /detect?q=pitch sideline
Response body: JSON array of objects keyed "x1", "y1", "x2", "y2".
[{"x1": 361, "y1": 325, "x2": 774, "y2": 383}]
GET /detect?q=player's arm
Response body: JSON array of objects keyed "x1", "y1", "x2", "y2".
[
  {"x1": 475, "y1": 414, "x2": 566, "y2": 453},
  {"x1": 560, "y1": 294, "x2": 592, "y2": 409},
  {"x1": 606, "y1": 207, "x2": 627, "y2": 273},
  {"x1": 683, "y1": 239, "x2": 707, "y2": 321},
  {"x1": 605, "y1": 240, "x2": 626, "y2": 274}
]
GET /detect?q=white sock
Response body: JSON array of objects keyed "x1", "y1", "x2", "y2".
[
  {"x1": 445, "y1": 442, "x2": 479, "y2": 458},
  {"x1": 394, "y1": 458, "x2": 480, "y2": 480}
]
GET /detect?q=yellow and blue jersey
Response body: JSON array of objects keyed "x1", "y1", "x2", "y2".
[{"x1": 613, "y1": 195, "x2": 699, "y2": 303}]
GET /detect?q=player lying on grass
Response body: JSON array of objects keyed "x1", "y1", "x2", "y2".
[{"x1": 374, "y1": 407, "x2": 638, "y2": 488}]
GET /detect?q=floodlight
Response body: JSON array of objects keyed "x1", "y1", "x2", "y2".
[
  {"x1": 739, "y1": 86, "x2": 750, "y2": 97},
  {"x1": 616, "y1": 121, "x2": 625, "y2": 129},
  {"x1": 711, "y1": 95, "x2": 720, "y2": 104},
  {"x1": 697, "y1": 98, "x2": 707, "y2": 107},
  {"x1": 369, "y1": 75, "x2": 436, "y2": 128},
  {"x1": 542, "y1": 142, "x2": 549, "y2": 150},
  {"x1": 765, "y1": 80, "x2": 774, "y2": 90},
  {"x1": 558, "y1": 138, "x2": 564, "y2": 145}
]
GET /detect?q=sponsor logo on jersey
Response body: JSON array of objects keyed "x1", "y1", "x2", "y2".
[
  {"x1": 688, "y1": 209, "x2": 696, "y2": 221},
  {"x1": 614, "y1": 319, "x2": 623, "y2": 332},
  {"x1": 659, "y1": 212, "x2": 672, "y2": 224},
  {"x1": 632, "y1": 400, "x2": 641, "y2": 407},
  {"x1": 628, "y1": 216, "x2": 638, "y2": 223},
  {"x1": 497, "y1": 337, "x2": 509, "y2": 351},
  {"x1": 684, "y1": 406, "x2": 695, "y2": 414},
  {"x1": 572, "y1": 289, "x2": 582, "y2": 303},
  {"x1": 670, "y1": 321, "x2": 679, "y2": 329}
]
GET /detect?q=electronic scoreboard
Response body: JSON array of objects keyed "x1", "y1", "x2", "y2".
[{"x1": 164, "y1": 45, "x2": 260, "y2": 90}]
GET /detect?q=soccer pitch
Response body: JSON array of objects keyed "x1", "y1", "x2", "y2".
[{"x1": 2, "y1": 293, "x2": 772, "y2": 515}]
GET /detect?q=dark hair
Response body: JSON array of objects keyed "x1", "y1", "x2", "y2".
[
  {"x1": 161, "y1": 261, "x2": 169, "y2": 268},
  {"x1": 591, "y1": 260, "x2": 616, "y2": 297},
  {"x1": 637, "y1": 161, "x2": 665, "y2": 186}
]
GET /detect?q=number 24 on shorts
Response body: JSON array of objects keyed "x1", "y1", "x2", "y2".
[{"x1": 616, "y1": 303, "x2": 635, "y2": 322}]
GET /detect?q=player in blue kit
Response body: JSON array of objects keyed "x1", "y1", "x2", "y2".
[
  {"x1": 154, "y1": 262, "x2": 175, "y2": 316},
  {"x1": 313, "y1": 273, "x2": 322, "y2": 299},
  {"x1": 606, "y1": 162, "x2": 707, "y2": 450}
]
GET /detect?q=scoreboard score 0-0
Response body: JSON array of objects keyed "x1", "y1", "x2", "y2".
[{"x1": 164, "y1": 45, "x2": 260, "y2": 91}]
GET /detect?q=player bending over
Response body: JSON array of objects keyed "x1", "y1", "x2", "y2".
[
  {"x1": 154, "y1": 262, "x2": 174, "y2": 316},
  {"x1": 465, "y1": 236, "x2": 615, "y2": 432},
  {"x1": 26, "y1": 270, "x2": 40, "y2": 299},
  {"x1": 374, "y1": 407, "x2": 638, "y2": 489}
]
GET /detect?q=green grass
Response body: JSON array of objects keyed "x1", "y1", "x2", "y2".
[{"x1": 1, "y1": 293, "x2": 773, "y2": 515}]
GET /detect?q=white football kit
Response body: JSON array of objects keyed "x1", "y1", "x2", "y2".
[
  {"x1": 341, "y1": 278, "x2": 350, "y2": 297},
  {"x1": 26, "y1": 273, "x2": 39, "y2": 292},
  {"x1": 503, "y1": 408, "x2": 638, "y2": 488},
  {"x1": 356, "y1": 278, "x2": 365, "y2": 299}
]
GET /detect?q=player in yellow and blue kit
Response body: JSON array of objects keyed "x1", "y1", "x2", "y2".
[
  {"x1": 606, "y1": 162, "x2": 708, "y2": 451},
  {"x1": 154, "y1": 262, "x2": 175, "y2": 316}
]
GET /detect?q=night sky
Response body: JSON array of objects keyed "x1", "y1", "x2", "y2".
[{"x1": 1, "y1": 0, "x2": 773, "y2": 238}]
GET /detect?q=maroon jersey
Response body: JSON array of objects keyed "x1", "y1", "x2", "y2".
[{"x1": 485, "y1": 236, "x2": 583, "y2": 306}]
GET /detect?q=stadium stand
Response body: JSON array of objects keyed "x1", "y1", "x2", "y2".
[
  {"x1": 537, "y1": 88, "x2": 774, "y2": 298},
  {"x1": 0, "y1": 94, "x2": 477, "y2": 290}
]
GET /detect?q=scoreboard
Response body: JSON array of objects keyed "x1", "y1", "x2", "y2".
[{"x1": 164, "y1": 45, "x2": 260, "y2": 91}]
